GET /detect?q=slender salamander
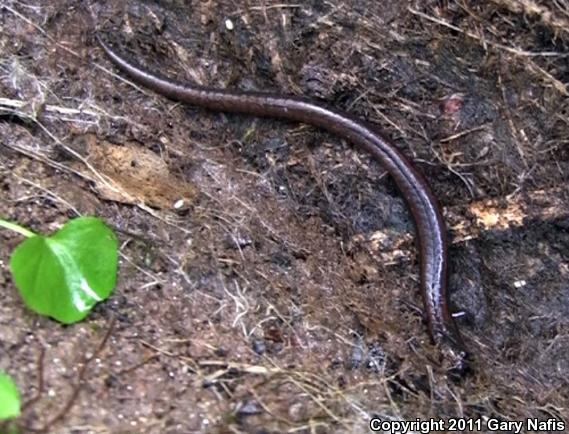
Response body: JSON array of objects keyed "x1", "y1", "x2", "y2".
[{"x1": 97, "y1": 34, "x2": 468, "y2": 373}]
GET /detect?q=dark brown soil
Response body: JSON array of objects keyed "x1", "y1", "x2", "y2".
[{"x1": 1, "y1": 1, "x2": 568, "y2": 433}]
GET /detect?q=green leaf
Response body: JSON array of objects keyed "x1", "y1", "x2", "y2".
[
  {"x1": 0, "y1": 373, "x2": 20, "y2": 420},
  {"x1": 9, "y1": 216, "x2": 118, "y2": 324}
]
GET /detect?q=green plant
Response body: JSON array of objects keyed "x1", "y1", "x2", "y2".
[
  {"x1": 1, "y1": 216, "x2": 118, "y2": 323},
  {"x1": 0, "y1": 372, "x2": 20, "y2": 420}
]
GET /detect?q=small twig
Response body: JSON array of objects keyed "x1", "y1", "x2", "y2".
[
  {"x1": 246, "y1": 387, "x2": 304, "y2": 427},
  {"x1": 0, "y1": 97, "x2": 101, "y2": 119},
  {"x1": 245, "y1": 3, "x2": 302, "y2": 13},
  {"x1": 45, "y1": 316, "x2": 116, "y2": 430},
  {"x1": 408, "y1": 7, "x2": 568, "y2": 58},
  {"x1": 489, "y1": 0, "x2": 569, "y2": 36},
  {"x1": 425, "y1": 148, "x2": 476, "y2": 198},
  {"x1": 11, "y1": 173, "x2": 81, "y2": 216},
  {"x1": 498, "y1": 71, "x2": 529, "y2": 168},
  {"x1": 21, "y1": 346, "x2": 46, "y2": 411},
  {"x1": 439, "y1": 125, "x2": 489, "y2": 143},
  {"x1": 22, "y1": 317, "x2": 116, "y2": 433},
  {"x1": 408, "y1": 7, "x2": 568, "y2": 95},
  {"x1": 113, "y1": 354, "x2": 160, "y2": 376},
  {"x1": 1, "y1": 139, "x2": 191, "y2": 235},
  {"x1": 1, "y1": 4, "x2": 51, "y2": 39},
  {"x1": 2, "y1": 5, "x2": 192, "y2": 234}
]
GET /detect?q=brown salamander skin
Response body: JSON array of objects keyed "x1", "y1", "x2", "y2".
[{"x1": 97, "y1": 35, "x2": 468, "y2": 372}]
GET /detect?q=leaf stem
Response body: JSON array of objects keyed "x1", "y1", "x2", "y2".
[{"x1": 0, "y1": 219, "x2": 36, "y2": 238}]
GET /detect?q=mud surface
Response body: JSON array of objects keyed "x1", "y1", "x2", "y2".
[{"x1": 1, "y1": 0, "x2": 568, "y2": 433}]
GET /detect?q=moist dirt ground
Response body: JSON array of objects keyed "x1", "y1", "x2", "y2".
[{"x1": 1, "y1": 1, "x2": 568, "y2": 433}]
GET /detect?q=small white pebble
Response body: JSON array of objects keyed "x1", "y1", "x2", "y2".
[
  {"x1": 225, "y1": 18, "x2": 234, "y2": 30},
  {"x1": 173, "y1": 199, "x2": 185, "y2": 209},
  {"x1": 514, "y1": 280, "x2": 527, "y2": 288}
]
